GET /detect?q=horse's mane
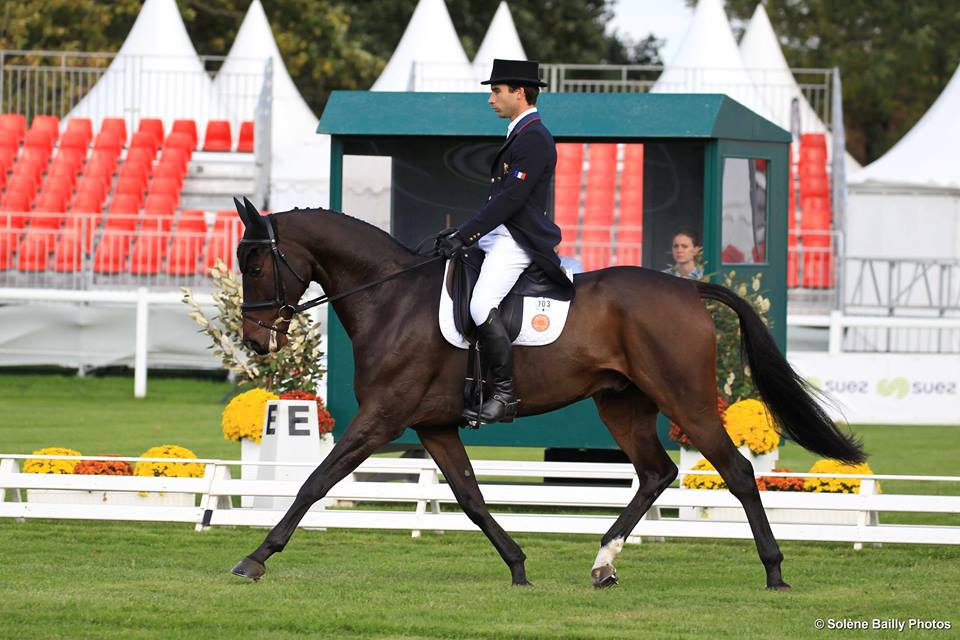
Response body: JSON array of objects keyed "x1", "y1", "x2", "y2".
[{"x1": 273, "y1": 207, "x2": 418, "y2": 259}]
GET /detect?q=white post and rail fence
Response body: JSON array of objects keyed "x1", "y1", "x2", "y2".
[{"x1": 2, "y1": 454, "x2": 958, "y2": 547}]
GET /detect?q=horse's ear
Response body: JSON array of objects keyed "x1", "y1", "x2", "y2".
[
  {"x1": 237, "y1": 196, "x2": 269, "y2": 239},
  {"x1": 234, "y1": 196, "x2": 250, "y2": 228}
]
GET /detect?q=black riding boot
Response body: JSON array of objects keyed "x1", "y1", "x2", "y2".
[{"x1": 462, "y1": 309, "x2": 518, "y2": 425}]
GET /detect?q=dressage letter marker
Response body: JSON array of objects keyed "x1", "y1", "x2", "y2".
[{"x1": 254, "y1": 400, "x2": 330, "y2": 511}]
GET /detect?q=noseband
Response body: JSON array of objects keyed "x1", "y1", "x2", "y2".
[{"x1": 239, "y1": 218, "x2": 445, "y2": 342}]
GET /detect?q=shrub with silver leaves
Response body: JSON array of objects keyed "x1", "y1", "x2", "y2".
[{"x1": 182, "y1": 260, "x2": 325, "y2": 393}]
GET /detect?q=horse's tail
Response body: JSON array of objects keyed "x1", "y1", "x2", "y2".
[{"x1": 695, "y1": 281, "x2": 865, "y2": 464}]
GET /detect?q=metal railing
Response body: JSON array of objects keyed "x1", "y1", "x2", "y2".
[
  {"x1": 0, "y1": 211, "x2": 241, "y2": 291},
  {"x1": 0, "y1": 50, "x2": 267, "y2": 136}
]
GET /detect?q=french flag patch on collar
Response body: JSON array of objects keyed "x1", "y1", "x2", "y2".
[{"x1": 513, "y1": 170, "x2": 527, "y2": 180}]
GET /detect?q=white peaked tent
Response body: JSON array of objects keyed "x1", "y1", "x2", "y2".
[
  {"x1": 472, "y1": 2, "x2": 526, "y2": 82},
  {"x1": 214, "y1": 0, "x2": 328, "y2": 210},
  {"x1": 371, "y1": 0, "x2": 471, "y2": 92},
  {"x1": 651, "y1": 0, "x2": 775, "y2": 122},
  {"x1": 68, "y1": 0, "x2": 225, "y2": 133},
  {"x1": 739, "y1": 4, "x2": 861, "y2": 172},
  {"x1": 845, "y1": 62, "x2": 960, "y2": 260},
  {"x1": 851, "y1": 62, "x2": 960, "y2": 191},
  {"x1": 739, "y1": 5, "x2": 824, "y2": 135}
]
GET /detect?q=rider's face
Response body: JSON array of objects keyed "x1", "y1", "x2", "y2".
[{"x1": 488, "y1": 84, "x2": 526, "y2": 120}]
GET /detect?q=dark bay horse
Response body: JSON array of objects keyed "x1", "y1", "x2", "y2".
[{"x1": 230, "y1": 201, "x2": 864, "y2": 590}]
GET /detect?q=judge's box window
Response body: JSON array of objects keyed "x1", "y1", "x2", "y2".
[{"x1": 721, "y1": 157, "x2": 768, "y2": 264}]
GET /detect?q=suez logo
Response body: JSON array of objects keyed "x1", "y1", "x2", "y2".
[{"x1": 805, "y1": 377, "x2": 957, "y2": 398}]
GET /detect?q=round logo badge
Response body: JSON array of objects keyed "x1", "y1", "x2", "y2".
[{"x1": 531, "y1": 314, "x2": 550, "y2": 332}]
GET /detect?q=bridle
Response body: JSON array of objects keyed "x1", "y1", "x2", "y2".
[{"x1": 239, "y1": 216, "x2": 444, "y2": 344}]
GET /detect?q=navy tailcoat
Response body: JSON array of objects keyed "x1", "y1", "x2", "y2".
[{"x1": 457, "y1": 112, "x2": 575, "y2": 298}]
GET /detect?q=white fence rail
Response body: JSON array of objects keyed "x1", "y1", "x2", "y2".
[{"x1": 2, "y1": 455, "x2": 958, "y2": 546}]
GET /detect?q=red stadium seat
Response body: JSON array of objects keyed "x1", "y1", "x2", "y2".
[
  {"x1": 53, "y1": 230, "x2": 83, "y2": 272},
  {"x1": 16, "y1": 230, "x2": 55, "y2": 271},
  {"x1": 237, "y1": 121, "x2": 254, "y2": 152},
  {"x1": 617, "y1": 144, "x2": 644, "y2": 266},
  {"x1": 100, "y1": 118, "x2": 127, "y2": 146},
  {"x1": 176, "y1": 209, "x2": 206, "y2": 232},
  {"x1": 129, "y1": 131, "x2": 159, "y2": 154},
  {"x1": 35, "y1": 190, "x2": 68, "y2": 213},
  {"x1": 151, "y1": 162, "x2": 184, "y2": 187},
  {"x1": 24, "y1": 127, "x2": 54, "y2": 154},
  {"x1": 69, "y1": 192, "x2": 103, "y2": 215},
  {"x1": 203, "y1": 120, "x2": 232, "y2": 151},
  {"x1": 74, "y1": 179, "x2": 107, "y2": 207},
  {"x1": 0, "y1": 113, "x2": 26, "y2": 141},
  {"x1": 108, "y1": 193, "x2": 141, "y2": 215},
  {"x1": 137, "y1": 118, "x2": 164, "y2": 143},
  {"x1": 41, "y1": 174, "x2": 72, "y2": 197},
  {"x1": 143, "y1": 193, "x2": 175, "y2": 218},
  {"x1": 104, "y1": 212, "x2": 139, "y2": 232},
  {"x1": 54, "y1": 148, "x2": 87, "y2": 172},
  {"x1": 167, "y1": 234, "x2": 204, "y2": 275},
  {"x1": 163, "y1": 132, "x2": 194, "y2": 160},
  {"x1": 90, "y1": 149, "x2": 119, "y2": 173},
  {"x1": 205, "y1": 215, "x2": 237, "y2": 270},
  {"x1": 31, "y1": 115, "x2": 60, "y2": 142},
  {"x1": 171, "y1": 119, "x2": 198, "y2": 149},
  {"x1": 7, "y1": 174, "x2": 39, "y2": 198},
  {"x1": 125, "y1": 146, "x2": 156, "y2": 169},
  {"x1": 58, "y1": 129, "x2": 89, "y2": 151},
  {"x1": 10, "y1": 164, "x2": 42, "y2": 191},
  {"x1": 81, "y1": 163, "x2": 113, "y2": 191},
  {"x1": 147, "y1": 177, "x2": 180, "y2": 207},
  {"x1": 0, "y1": 147, "x2": 16, "y2": 173},
  {"x1": 93, "y1": 130, "x2": 123, "y2": 155},
  {"x1": 0, "y1": 128, "x2": 21, "y2": 150},
  {"x1": 1, "y1": 191, "x2": 32, "y2": 229},
  {"x1": 62, "y1": 214, "x2": 98, "y2": 252},
  {"x1": 114, "y1": 176, "x2": 146, "y2": 204},
  {"x1": 129, "y1": 233, "x2": 168, "y2": 275},
  {"x1": 158, "y1": 147, "x2": 188, "y2": 175},
  {"x1": 92, "y1": 231, "x2": 131, "y2": 273},
  {"x1": 800, "y1": 174, "x2": 830, "y2": 197},
  {"x1": 118, "y1": 163, "x2": 149, "y2": 191},
  {"x1": 66, "y1": 118, "x2": 93, "y2": 141}
]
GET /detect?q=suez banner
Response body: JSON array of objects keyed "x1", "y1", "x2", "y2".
[{"x1": 787, "y1": 352, "x2": 960, "y2": 425}]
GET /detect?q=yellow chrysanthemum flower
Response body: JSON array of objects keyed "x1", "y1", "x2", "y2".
[
  {"x1": 221, "y1": 388, "x2": 278, "y2": 443},
  {"x1": 723, "y1": 399, "x2": 779, "y2": 454},
  {"x1": 134, "y1": 445, "x2": 204, "y2": 478},
  {"x1": 682, "y1": 458, "x2": 727, "y2": 490},
  {"x1": 804, "y1": 459, "x2": 877, "y2": 493},
  {"x1": 23, "y1": 447, "x2": 81, "y2": 474}
]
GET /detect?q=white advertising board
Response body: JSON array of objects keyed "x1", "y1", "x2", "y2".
[{"x1": 787, "y1": 352, "x2": 960, "y2": 426}]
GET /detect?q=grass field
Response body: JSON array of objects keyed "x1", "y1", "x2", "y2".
[{"x1": 1, "y1": 372, "x2": 959, "y2": 638}]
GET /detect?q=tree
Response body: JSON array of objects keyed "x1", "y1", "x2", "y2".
[
  {"x1": 718, "y1": 0, "x2": 960, "y2": 164},
  {"x1": 0, "y1": 0, "x2": 140, "y2": 53}
]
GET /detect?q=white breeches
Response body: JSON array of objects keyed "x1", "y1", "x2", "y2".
[{"x1": 470, "y1": 226, "x2": 532, "y2": 325}]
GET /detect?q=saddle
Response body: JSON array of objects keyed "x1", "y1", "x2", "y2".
[{"x1": 448, "y1": 246, "x2": 571, "y2": 343}]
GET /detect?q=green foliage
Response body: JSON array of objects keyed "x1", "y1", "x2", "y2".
[
  {"x1": 707, "y1": 271, "x2": 772, "y2": 403},
  {"x1": 181, "y1": 260, "x2": 325, "y2": 394},
  {"x1": 717, "y1": 0, "x2": 960, "y2": 164},
  {"x1": 0, "y1": 0, "x2": 140, "y2": 52}
]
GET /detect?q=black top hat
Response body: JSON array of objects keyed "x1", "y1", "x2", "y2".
[{"x1": 480, "y1": 59, "x2": 548, "y2": 87}]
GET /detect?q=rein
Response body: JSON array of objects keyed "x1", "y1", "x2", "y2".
[{"x1": 240, "y1": 219, "x2": 444, "y2": 337}]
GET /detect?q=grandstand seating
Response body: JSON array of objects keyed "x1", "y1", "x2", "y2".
[
  {"x1": 617, "y1": 144, "x2": 644, "y2": 266},
  {"x1": 0, "y1": 112, "x2": 252, "y2": 278}
]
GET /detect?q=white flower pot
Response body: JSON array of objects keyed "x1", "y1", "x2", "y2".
[
  {"x1": 27, "y1": 489, "x2": 195, "y2": 507},
  {"x1": 240, "y1": 437, "x2": 260, "y2": 508},
  {"x1": 679, "y1": 445, "x2": 778, "y2": 473}
]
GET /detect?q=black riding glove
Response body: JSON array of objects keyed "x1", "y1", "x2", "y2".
[{"x1": 436, "y1": 229, "x2": 466, "y2": 258}]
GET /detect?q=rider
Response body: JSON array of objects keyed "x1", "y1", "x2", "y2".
[{"x1": 437, "y1": 59, "x2": 574, "y2": 425}]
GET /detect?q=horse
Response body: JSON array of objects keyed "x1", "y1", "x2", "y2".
[{"x1": 229, "y1": 199, "x2": 864, "y2": 590}]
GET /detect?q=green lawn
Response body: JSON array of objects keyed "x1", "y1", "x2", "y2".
[
  {"x1": 1, "y1": 372, "x2": 959, "y2": 638},
  {"x1": 0, "y1": 520, "x2": 957, "y2": 640}
]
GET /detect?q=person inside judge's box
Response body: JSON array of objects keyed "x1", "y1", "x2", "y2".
[{"x1": 662, "y1": 228, "x2": 703, "y2": 279}]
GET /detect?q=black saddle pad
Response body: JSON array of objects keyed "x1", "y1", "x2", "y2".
[{"x1": 449, "y1": 247, "x2": 570, "y2": 343}]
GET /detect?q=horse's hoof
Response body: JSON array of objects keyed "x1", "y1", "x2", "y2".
[
  {"x1": 767, "y1": 581, "x2": 792, "y2": 592},
  {"x1": 591, "y1": 565, "x2": 618, "y2": 589},
  {"x1": 512, "y1": 579, "x2": 534, "y2": 587},
  {"x1": 231, "y1": 556, "x2": 265, "y2": 581}
]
